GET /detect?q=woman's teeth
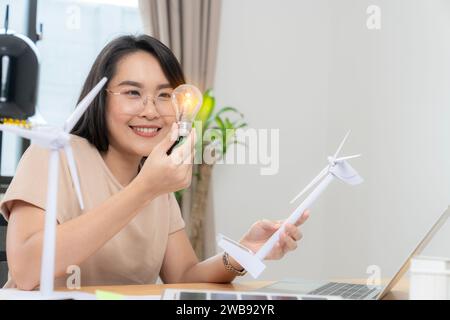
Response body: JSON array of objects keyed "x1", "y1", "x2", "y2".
[{"x1": 133, "y1": 127, "x2": 159, "y2": 133}]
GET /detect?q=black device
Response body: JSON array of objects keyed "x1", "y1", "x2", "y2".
[
  {"x1": 167, "y1": 136, "x2": 184, "y2": 155},
  {"x1": 0, "y1": 2, "x2": 42, "y2": 286},
  {"x1": 0, "y1": 3, "x2": 42, "y2": 176},
  {"x1": 0, "y1": 5, "x2": 40, "y2": 120}
]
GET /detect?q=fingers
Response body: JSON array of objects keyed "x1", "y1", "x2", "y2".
[
  {"x1": 171, "y1": 131, "x2": 196, "y2": 189},
  {"x1": 280, "y1": 231, "x2": 298, "y2": 251},
  {"x1": 294, "y1": 210, "x2": 310, "y2": 227},
  {"x1": 278, "y1": 211, "x2": 310, "y2": 227},
  {"x1": 154, "y1": 123, "x2": 179, "y2": 154},
  {"x1": 277, "y1": 223, "x2": 302, "y2": 254},
  {"x1": 285, "y1": 223, "x2": 302, "y2": 241},
  {"x1": 184, "y1": 130, "x2": 197, "y2": 164},
  {"x1": 258, "y1": 219, "x2": 281, "y2": 232},
  {"x1": 170, "y1": 130, "x2": 196, "y2": 166},
  {"x1": 264, "y1": 222, "x2": 304, "y2": 260},
  {"x1": 271, "y1": 242, "x2": 284, "y2": 260}
]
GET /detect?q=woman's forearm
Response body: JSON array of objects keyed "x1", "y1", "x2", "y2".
[
  {"x1": 180, "y1": 253, "x2": 245, "y2": 284},
  {"x1": 11, "y1": 179, "x2": 156, "y2": 290}
]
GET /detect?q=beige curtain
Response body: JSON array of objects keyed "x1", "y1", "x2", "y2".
[
  {"x1": 138, "y1": 0, "x2": 222, "y2": 259},
  {"x1": 138, "y1": 0, "x2": 222, "y2": 91}
]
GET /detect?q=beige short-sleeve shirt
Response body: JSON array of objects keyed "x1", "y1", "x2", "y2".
[{"x1": 0, "y1": 134, "x2": 185, "y2": 288}]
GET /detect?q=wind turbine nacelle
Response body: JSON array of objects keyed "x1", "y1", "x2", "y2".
[{"x1": 329, "y1": 160, "x2": 363, "y2": 186}]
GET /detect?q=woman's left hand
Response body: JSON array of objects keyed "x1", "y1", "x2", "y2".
[{"x1": 239, "y1": 211, "x2": 310, "y2": 260}]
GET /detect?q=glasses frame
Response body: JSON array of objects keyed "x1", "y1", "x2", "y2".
[{"x1": 105, "y1": 88, "x2": 175, "y2": 117}]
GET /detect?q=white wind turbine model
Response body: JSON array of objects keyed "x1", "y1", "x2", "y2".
[
  {"x1": 0, "y1": 77, "x2": 107, "y2": 299},
  {"x1": 217, "y1": 131, "x2": 364, "y2": 279}
]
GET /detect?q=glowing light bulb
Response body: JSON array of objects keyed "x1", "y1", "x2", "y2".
[{"x1": 172, "y1": 84, "x2": 203, "y2": 137}]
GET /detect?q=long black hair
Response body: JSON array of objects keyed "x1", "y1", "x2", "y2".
[{"x1": 71, "y1": 35, "x2": 185, "y2": 152}]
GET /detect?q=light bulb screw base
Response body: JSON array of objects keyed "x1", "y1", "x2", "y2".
[{"x1": 178, "y1": 121, "x2": 192, "y2": 137}]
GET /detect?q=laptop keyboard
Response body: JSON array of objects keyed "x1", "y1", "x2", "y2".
[{"x1": 308, "y1": 282, "x2": 379, "y2": 300}]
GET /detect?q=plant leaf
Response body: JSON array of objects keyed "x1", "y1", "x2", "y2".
[
  {"x1": 204, "y1": 117, "x2": 214, "y2": 131},
  {"x1": 224, "y1": 118, "x2": 234, "y2": 129},
  {"x1": 215, "y1": 115, "x2": 225, "y2": 130},
  {"x1": 195, "y1": 89, "x2": 215, "y2": 129},
  {"x1": 236, "y1": 122, "x2": 248, "y2": 129},
  {"x1": 174, "y1": 190, "x2": 184, "y2": 205},
  {"x1": 215, "y1": 106, "x2": 244, "y2": 119}
]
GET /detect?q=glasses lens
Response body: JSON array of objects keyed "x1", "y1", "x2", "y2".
[
  {"x1": 155, "y1": 99, "x2": 175, "y2": 116},
  {"x1": 154, "y1": 91, "x2": 176, "y2": 116},
  {"x1": 109, "y1": 88, "x2": 176, "y2": 116},
  {"x1": 109, "y1": 89, "x2": 143, "y2": 115}
]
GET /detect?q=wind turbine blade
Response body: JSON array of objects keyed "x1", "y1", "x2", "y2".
[
  {"x1": 27, "y1": 110, "x2": 48, "y2": 126},
  {"x1": 289, "y1": 166, "x2": 328, "y2": 204},
  {"x1": 64, "y1": 144, "x2": 84, "y2": 210},
  {"x1": 333, "y1": 130, "x2": 351, "y2": 159},
  {"x1": 0, "y1": 124, "x2": 54, "y2": 144},
  {"x1": 336, "y1": 154, "x2": 361, "y2": 162},
  {"x1": 64, "y1": 77, "x2": 108, "y2": 133}
]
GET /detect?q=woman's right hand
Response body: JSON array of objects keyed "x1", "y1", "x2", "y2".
[{"x1": 134, "y1": 123, "x2": 196, "y2": 198}]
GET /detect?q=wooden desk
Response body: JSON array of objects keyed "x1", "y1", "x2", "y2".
[{"x1": 67, "y1": 277, "x2": 409, "y2": 300}]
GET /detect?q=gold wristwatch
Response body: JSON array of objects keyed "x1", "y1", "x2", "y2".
[{"x1": 222, "y1": 252, "x2": 247, "y2": 276}]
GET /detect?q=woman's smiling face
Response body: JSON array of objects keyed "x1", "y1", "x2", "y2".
[{"x1": 105, "y1": 50, "x2": 177, "y2": 157}]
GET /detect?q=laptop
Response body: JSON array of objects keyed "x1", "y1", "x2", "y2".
[{"x1": 260, "y1": 206, "x2": 450, "y2": 300}]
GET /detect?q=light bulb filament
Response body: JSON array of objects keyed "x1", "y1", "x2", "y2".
[{"x1": 171, "y1": 84, "x2": 203, "y2": 136}]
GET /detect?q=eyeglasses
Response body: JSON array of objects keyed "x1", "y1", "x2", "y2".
[{"x1": 105, "y1": 88, "x2": 176, "y2": 116}]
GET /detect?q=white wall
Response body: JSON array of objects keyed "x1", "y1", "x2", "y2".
[{"x1": 212, "y1": 0, "x2": 450, "y2": 282}]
